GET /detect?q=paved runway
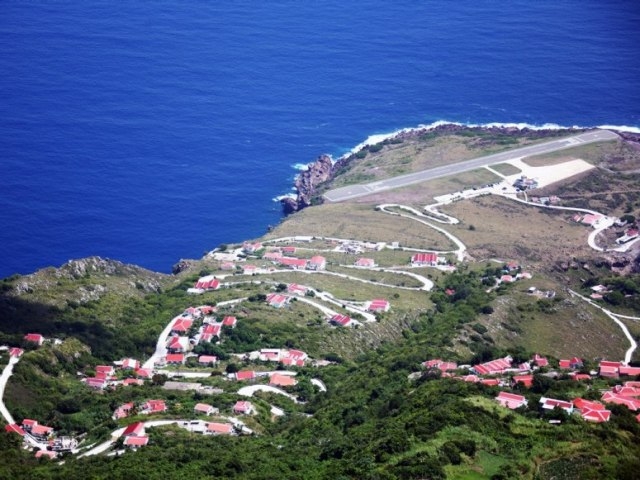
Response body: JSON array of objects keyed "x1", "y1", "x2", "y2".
[{"x1": 323, "y1": 130, "x2": 619, "y2": 202}]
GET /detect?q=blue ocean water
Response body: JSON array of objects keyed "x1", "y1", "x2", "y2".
[{"x1": 1, "y1": 1, "x2": 639, "y2": 278}]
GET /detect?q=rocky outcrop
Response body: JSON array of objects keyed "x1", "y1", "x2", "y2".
[
  {"x1": 172, "y1": 259, "x2": 198, "y2": 275},
  {"x1": 281, "y1": 154, "x2": 333, "y2": 214}
]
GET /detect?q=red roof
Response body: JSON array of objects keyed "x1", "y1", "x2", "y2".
[
  {"x1": 124, "y1": 435, "x2": 149, "y2": 447},
  {"x1": 581, "y1": 407, "x2": 611, "y2": 423},
  {"x1": 411, "y1": 252, "x2": 438, "y2": 264},
  {"x1": 266, "y1": 293, "x2": 290, "y2": 307},
  {"x1": 31, "y1": 424, "x2": 53, "y2": 436},
  {"x1": 165, "y1": 353, "x2": 185, "y2": 364},
  {"x1": 123, "y1": 378, "x2": 144, "y2": 386},
  {"x1": 287, "y1": 283, "x2": 308, "y2": 295},
  {"x1": 198, "y1": 355, "x2": 218, "y2": 364},
  {"x1": 540, "y1": 397, "x2": 573, "y2": 411},
  {"x1": 619, "y1": 365, "x2": 640, "y2": 376},
  {"x1": 600, "y1": 360, "x2": 622, "y2": 368},
  {"x1": 35, "y1": 450, "x2": 57, "y2": 459},
  {"x1": 355, "y1": 258, "x2": 375, "y2": 267},
  {"x1": 143, "y1": 400, "x2": 167, "y2": 413},
  {"x1": 282, "y1": 246, "x2": 296, "y2": 254},
  {"x1": 222, "y1": 316, "x2": 237, "y2": 327},
  {"x1": 270, "y1": 374, "x2": 297, "y2": 387},
  {"x1": 4, "y1": 424, "x2": 25, "y2": 436},
  {"x1": 571, "y1": 373, "x2": 591, "y2": 381},
  {"x1": 533, "y1": 354, "x2": 548, "y2": 367},
  {"x1": 233, "y1": 401, "x2": 254, "y2": 413},
  {"x1": 309, "y1": 256, "x2": 326, "y2": 267},
  {"x1": 122, "y1": 422, "x2": 145, "y2": 437},
  {"x1": 496, "y1": 391, "x2": 527, "y2": 409},
  {"x1": 235, "y1": 370, "x2": 256, "y2": 381},
  {"x1": 368, "y1": 299, "x2": 389, "y2": 312},
  {"x1": 22, "y1": 419, "x2": 38, "y2": 428},
  {"x1": 171, "y1": 317, "x2": 193, "y2": 333},
  {"x1": 481, "y1": 378, "x2": 500, "y2": 386},
  {"x1": 602, "y1": 391, "x2": 640, "y2": 411},
  {"x1": 194, "y1": 403, "x2": 215, "y2": 413},
  {"x1": 278, "y1": 257, "x2": 307, "y2": 268},
  {"x1": 194, "y1": 275, "x2": 220, "y2": 290},
  {"x1": 207, "y1": 423, "x2": 233, "y2": 434},
  {"x1": 473, "y1": 357, "x2": 512, "y2": 375},
  {"x1": 573, "y1": 398, "x2": 605, "y2": 411},
  {"x1": 135, "y1": 368, "x2": 152, "y2": 378},
  {"x1": 513, "y1": 374, "x2": 533, "y2": 388},
  {"x1": 24, "y1": 333, "x2": 44, "y2": 344},
  {"x1": 331, "y1": 314, "x2": 352, "y2": 326},
  {"x1": 9, "y1": 347, "x2": 24, "y2": 358}
]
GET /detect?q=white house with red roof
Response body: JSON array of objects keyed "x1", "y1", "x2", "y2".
[
  {"x1": 308, "y1": 256, "x2": 326, "y2": 271},
  {"x1": 367, "y1": 299, "x2": 390, "y2": 313},
  {"x1": 222, "y1": 316, "x2": 237, "y2": 327},
  {"x1": 122, "y1": 421, "x2": 146, "y2": 437},
  {"x1": 495, "y1": 391, "x2": 528, "y2": 409},
  {"x1": 411, "y1": 252, "x2": 438, "y2": 267},
  {"x1": 198, "y1": 355, "x2": 218, "y2": 365},
  {"x1": 140, "y1": 399, "x2": 167, "y2": 414},
  {"x1": 532, "y1": 354, "x2": 548, "y2": 367},
  {"x1": 558, "y1": 357, "x2": 583, "y2": 369},
  {"x1": 135, "y1": 367, "x2": 153, "y2": 379},
  {"x1": 24, "y1": 333, "x2": 44, "y2": 346},
  {"x1": 472, "y1": 356, "x2": 512, "y2": 376},
  {"x1": 581, "y1": 213, "x2": 603, "y2": 227},
  {"x1": 599, "y1": 360, "x2": 622, "y2": 378},
  {"x1": 281, "y1": 246, "x2": 296, "y2": 255},
  {"x1": 206, "y1": 422, "x2": 234, "y2": 435},
  {"x1": 194, "y1": 403, "x2": 219, "y2": 416},
  {"x1": 165, "y1": 353, "x2": 185, "y2": 365},
  {"x1": 616, "y1": 228, "x2": 639, "y2": 244},
  {"x1": 354, "y1": 258, "x2": 376, "y2": 268},
  {"x1": 512, "y1": 374, "x2": 534, "y2": 388},
  {"x1": 266, "y1": 293, "x2": 290, "y2": 308},
  {"x1": 278, "y1": 257, "x2": 308, "y2": 270},
  {"x1": 95, "y1": 365, "x2": 115, "y2": 378},
  {"x1": 422, "y1": 359, "x2": 458, "y2": 372},
  {"x1": 193, "y1": 275, "x2": 220, "y2": 291},
  {"x1": 35, "y1": 450, "x2": 57, "y2": 459},
  {"x1": 581, "y1": 407, "x2": 611, "y2": 423},
  {"x1": 233, "y1": 400, "x2": 255, "y2": 415},
  {"x1": 539, "y1": 397, "x2": 573, "y2": 414},
  {"x1": 9, "y1": 347, "x2": 23, "y2": 358},
  {"x1": 220, "y1": 261, "x2": 235, "y2": 271},
  {"x1": 83, "y1": 377, "x2": 108, "y2": 390},
  {"x1": 330, "y1": 314, "x2": 353, "y2": 327},
  {"x1": 270, "y1": 374, "x2": 297, "y2": 387},
  {"x1": 113, "y1": 402, "x2": 135, "y2": 420},
  {"x1": 121, "y1": 358, "x2": 140, "y2": 370},
  {"x1": 167, "y1": 335, "x2": 190, "y2": 353},
  {"x1": 263, "y1": 251, "x2": 283, "y2": 261},
  {"x1": 124, "y1": 435, "x2": 149, "y2": 448},
  {"x1": 200, "y1": 323, "x2": 222, "y2": 343},
  {"x1": 171, "y1": 317, "x2": 193, "y2": 334},
  {"x1": 601, "y1": 391, "x2": 640, "y2": 411},
  {"x1": 287, "y1": 283, "x2": 308, "y2": 295},
  {"x1": 242, "y1": 242, "x2": 263, "y2": 254},
  {"x1": 619, "y1": 365, "x2": 640, "y2": 376},
  {"x1": 235, "y1": 370, "x2": 256, "y2": 381},
  {"x1": 4, "y1": 424, "x2": 26, "y2": 437}
]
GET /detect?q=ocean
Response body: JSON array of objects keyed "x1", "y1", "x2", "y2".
[{"x1": 1, "y1": 1, "x2": 639, "y2": 278}]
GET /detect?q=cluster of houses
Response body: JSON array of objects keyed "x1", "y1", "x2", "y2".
[
  {"x1": 335, "y1": 240, "x2": 386, "y2": 255},
  {"x1": 513, "y1": 175, "x2": 539, "y2": 191},
  {"x1": 112, "y1": 399, "x2": 168, "y2": 420},
  {"x1": 422, "y1": 354, "x2": 640, "y2": 424},
  {"x1": 615, "y1": 227, "x2": 639, "y2": 245},
  {"x1": 256, "y1": 348, "x2": 308, "y2": 367},
  {"x1": 82, "y1": 360, "x2": 153, "y2": 390},
  {"x1": 4, "y1": 418, "x2": 78, "y2": 457},
  {"x1": 573, "y1": 213, "x2": 606, "y2": 228},
  {"x1": 230, "y1": 370, "x2": 298, "y2": 388}
]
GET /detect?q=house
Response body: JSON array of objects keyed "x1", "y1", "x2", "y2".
[
  {"x1": 140, "y1": 399, "x2": 167, "y2": 414},
  {"x1": 281, "y1": 246, "x2": 296, "y2": 255},
  {"x1": 200, "y1": 323, "x2": 222, "y2": 343},
  {"x1": 220, "y1": 261, "x2": 235, "y2": 271},
  {"x1": 573, "y1": 398, "x2": 606, "y2": 415},
  {"x1": 411, "y1": 252, "x2": 438, "y2": 267},
  {"x1": 512, "y1": 374, "x2": 534, "y2": 388},
  {"x1": 121, "y1": 358, "x2": 140, "y2": 370},
  {"x1": 113, "y1": 402, "x2": 135, "y2": 420},
  {"x1": 495, "y1": 391, "x2": 528, "y2": 409},
  {"x1": 270, "y1": 374, "x2": 297, "y2": 387},
  {"x1": 355, "y1": 258, "x2": 376, "y2": 268},
  {"x1": 235, "y1": 370, "x2": 256, "y2": 381},
  {"x1": 233, "y1": 401, "x2": 255, "y2": 415},
  {"x1": 281, "y1": 357, "x2": 305, "y2": 367},
  {"x1": 9, "y1": 347, "x2": 23, "y2": 358},
  {"x1": 570, "y1": 373, "x2": 592, "y2": 381},
  {"x1": 122, "y1": 422, "x2": 146, "y2": 437},
  {"x1": 422, "y1": 359, "x2": 458, "y2": 372},
  {"x1": 481, "y1": 378, "x2": 501, "y2": 387},
  {"x1": 581, "y1": 214, "x2": 603, "y2": 227},
  {"x1": 308, "y1": 256, "x2": 326, "y2": 271},
  {"x1": 4, "y1": 424, "x2": 26, "y2": 436},
  {"x1": 83, "y1": 377, "x2": 108, "y2": 390},
  {"x1": 506, "y1": 261, "x2": 519, "y2": 272},
  {"x1": 198, "y1": 355, "x2": 218, "y2": 365},
  {"x1": 171, "y1": 317, "x2": 193, "y2": 334},
  {"x1": 368, "y1": 299, "x2": 390, "y2": 313},
  {"x1": 259, "y1": 348, "x2": 282, "y2": 362},
  {"x1": 330, "y1": 314, "x2": 353, "y2": 327},
  {"x1": 266, "y1": 293, "x2": 290, "y2": 308},
  {"x1": 222, "y1": 316, "x2": 238, "y2": 327},
  {"x1": 581, "y1": 407, "x2": 611, "y2": 423},
  {"x1": 24, "y1": 333, "x2": 44, "y2": 345},
  {"x1": 30, "y1": 424, "x2": 54, "y2": 440},
  {"x1": 165, "y1": 353, "x2": 185, "y2": 365},
  {"x1": 242, "y1": 264, "x2": 258, "y2": 274},
  {"x1": 123, "y1": 378, "x2": 144, "y2": 386},
  {"x1": 532, "y1": 354, "x2": 548, "y2": 367},
  {"x1": 278, "y1": 257, "x2": 308, "y2": 270},
  {"x1": 500, "y1": 275, "x2": 515, "y2": 283},
  {"x1": 206, "y1": 422, "x2": 234, "y2": 435},
  {"x1": 135, "y1": 368, "x2": 153, "y2": 379},
  {"x1": 619, "y1": 365, "x2": 640, "y2": 376},
  {"x1": 193, "y1": 275, "x2": 220, "y2": 291},
  {"x1": 516, "y1": 272, "x2": 532, "y2": 280},
  {"x1": 590, "y1": 285, "x2": 608, "y2": 293},
  {"x1": 263, "y1": 251, "x2": 283, "y2": 261},
  {"x1": 123, "y1": 436, "x2": 149, "y2": 448},
  {"x1": 599, "y1": 360, "x2": 622, "y2": 378},
  {"x1": 242, "y1": 242, "x2": 262, "y2": 254},
  {"x1": 167, "y1": 335, "x2": 190, "y2": 353},
  {"x1": 558, "y1": 357, "x2": 583, "y2": 369},
  {"x1": 286, "y1": 349, "x2": 308, "y2": 362},
  {"x1": 539, "y1": 397, "x2": 574, "y2": 414},
  {"x1": 601, "y1": 391, "x2": 640, "y2": 411},
  {"x1": 198, "y1": 305, "x2": 216, "y2": 315},
  {"x1": 472, "y1": 356, "x2": 512, "y2": 376},
  {"x1": 95, "y1": 365, "x2": 115, "y2": 378},
  {"x1": 194, "y1": 403, "x2": 218, "y2": 416},
  {"x1": 287, "y1": 283, "x2": 308, "y2": 295}
]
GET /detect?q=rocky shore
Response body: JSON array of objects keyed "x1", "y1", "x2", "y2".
[{"x1": 280, "y1": 123, "x2": 582, "y2": 214}]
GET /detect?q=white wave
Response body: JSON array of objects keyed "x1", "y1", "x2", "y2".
[
  {"x1": 272, "y1": 193, "x2": 297, "y2": 202},
  {"x1": 596, "y1": 124, "x2": 640, "y2": 134},
  {"x1": 291, "y1": 163, "x2": 311, "y2": 171}
]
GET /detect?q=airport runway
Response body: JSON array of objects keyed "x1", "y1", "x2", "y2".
[{"x1": 323, "y1": 130, "x2": 619, "y2": 202}]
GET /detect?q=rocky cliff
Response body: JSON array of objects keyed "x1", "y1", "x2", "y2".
[{"x1": 281, "y1": 154, "x2": 333, "y2": 214}]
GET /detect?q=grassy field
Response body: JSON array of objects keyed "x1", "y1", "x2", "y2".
[
  {"x1": 266, "y1": 203, "x2": 452, "y2": 250},
  {"x1": 523, "y1": 140, "x2": 617, "y2": 167},
  {"x1": 490, "y1": 163, "x2": 521, "y2": 176}
]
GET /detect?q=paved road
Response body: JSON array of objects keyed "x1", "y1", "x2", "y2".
[{"x1": 323, "y1": 130, "x2": 619, "y2": 202}]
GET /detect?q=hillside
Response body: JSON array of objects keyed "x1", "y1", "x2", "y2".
[{"x1": 1, "y1": 126, "x2": 640, "y2": 479}]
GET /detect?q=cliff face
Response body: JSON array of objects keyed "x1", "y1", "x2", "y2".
[{"x1": 281, "y1": 154, "x2": 333, "y2": 214}]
